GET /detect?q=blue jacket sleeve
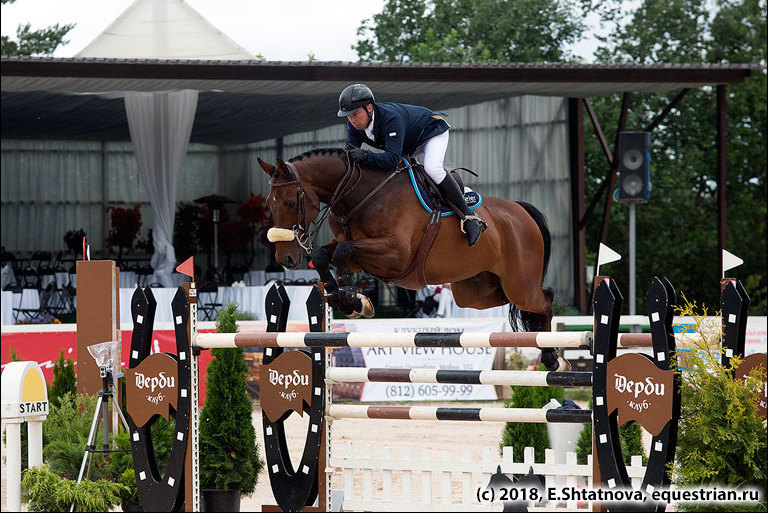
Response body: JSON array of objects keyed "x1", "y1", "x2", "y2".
[{"x1": 365, "y1": 115, "x2": 406, "y2": 170}]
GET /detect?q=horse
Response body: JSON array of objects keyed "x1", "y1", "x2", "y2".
[{"x1": 257, "y1": 148, "x2": 568, "y2": 371}]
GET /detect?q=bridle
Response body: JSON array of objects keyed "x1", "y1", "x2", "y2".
[{"x1": 268, "y1": 152, "x2": 363, "y2": 254}]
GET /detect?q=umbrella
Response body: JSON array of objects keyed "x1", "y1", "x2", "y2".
[{"x1": 194, "y1": 194, "x2": 236, "y2": 274}]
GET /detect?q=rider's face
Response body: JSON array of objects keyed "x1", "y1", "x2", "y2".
[{"x1": 347, "y1": 105, "x2": 372, "y2": 130}]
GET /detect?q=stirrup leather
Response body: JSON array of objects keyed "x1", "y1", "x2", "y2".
[{"x1": 460, "y1": 214, "x2": 487, "y2": 234}]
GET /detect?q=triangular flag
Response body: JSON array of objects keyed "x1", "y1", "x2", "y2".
[
  {"x1": 722, "y1": 249, "x2": 743, "y2": 276},
  {"x1": 596, "y1": 243, "x2": 621, "y2": 277},
  {"x1": 176, "y1": 257, "x2": 194, "y2": 280}
]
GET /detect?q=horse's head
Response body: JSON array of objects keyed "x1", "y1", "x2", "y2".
[{"x1": 258, "y1": 157, "x2": 323, "y2": 269}]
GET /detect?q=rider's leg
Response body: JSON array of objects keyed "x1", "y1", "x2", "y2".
[{"x1": 424, "y1": 131, "x2": 486, "y2": 247}]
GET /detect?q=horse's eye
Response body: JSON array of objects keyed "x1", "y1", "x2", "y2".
[{"x1": 287, "y1": 201, "x2": 296, "y2": 209}]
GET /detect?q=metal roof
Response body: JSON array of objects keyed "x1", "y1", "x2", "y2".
[{"x1": 1, "y1": 57, "x2": 757, "y2": 145}]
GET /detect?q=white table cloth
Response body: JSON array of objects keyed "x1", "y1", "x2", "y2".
[{"x1": 1, "y1": 290, "x2": 14, "y2": 325}]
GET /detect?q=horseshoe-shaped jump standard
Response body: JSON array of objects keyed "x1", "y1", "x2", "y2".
[
  {"x1": 126, "y1": 286, "x2": 192, "y2": 512},
  {"x1": 593, "y1": 277, "x2": 680, "y2": 512},
  {"x1": 260, "y1": 285, "x2": 326, "y2": 512}
]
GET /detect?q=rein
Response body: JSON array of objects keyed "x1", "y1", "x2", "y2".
[{"x1": 271, "y1": 151, "x2": 404, "y2": 254}]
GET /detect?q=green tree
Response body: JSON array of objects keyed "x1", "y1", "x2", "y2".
[
  {"x1": 198, "y1": 301, "x2": 264, "y2": 494},
  {"x1": 1, "y1": 0, "x2": 75, "y2": 56},
  {"x1": 354, "y1": 0, "x2": 586, "y2": 62},
  {"x1": 49, "y1": 351, "x2": 76, "y2": 409},
  {"x1": 584, "y1": 0, "x2": 766, "y2": 313},
  {"x1": 355, "y1": 0, "x2": 766, "y2": 312}
]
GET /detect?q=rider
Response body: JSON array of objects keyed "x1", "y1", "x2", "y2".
[{"x1": 337, "y1": 83, "x2": 486, "y2": 247}]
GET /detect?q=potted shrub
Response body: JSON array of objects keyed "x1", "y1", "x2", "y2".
[{"x1": 199, "y1": 301, "x2": 264, "y2": 511}]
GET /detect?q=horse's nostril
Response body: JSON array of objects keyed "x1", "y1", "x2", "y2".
[{"x1": 284, "y1": 255, "x2": 294, "y2": 267}]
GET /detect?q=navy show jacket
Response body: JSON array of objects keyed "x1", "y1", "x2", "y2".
[{"x1": 345, "y1": 102, "x2": 450, "y2": 170}]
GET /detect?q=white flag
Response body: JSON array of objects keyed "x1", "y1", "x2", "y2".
[
  {"x1": 596, "y1": 243, "x2": 622, "y2": 277},
  {"x1": 722, "y1": 249, "x2": 743, "y2": 277}
]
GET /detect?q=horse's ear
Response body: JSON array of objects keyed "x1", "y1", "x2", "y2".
[
  {"x1": 276, "y1": 158, "x2": 292, "y2": 178},
  {"x1": 257, "y1": 157, "x2": 276, "y2": 177}
]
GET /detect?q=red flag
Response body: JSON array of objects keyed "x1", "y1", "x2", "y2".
[
  {"x1": 308, "y1": 260, "x2": 315, "y2": 269},
  {"x1": 176, "y1": 257, "x2": 194, "y2": 280}
]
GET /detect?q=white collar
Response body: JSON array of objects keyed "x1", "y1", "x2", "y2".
[{"x1": 364, "y1": 109, "x2": 375, "y2": 139}]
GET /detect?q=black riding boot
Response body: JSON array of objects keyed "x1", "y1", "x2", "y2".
[{"x1": 436, "y1": 174, "x2": 487, "y2": 247}]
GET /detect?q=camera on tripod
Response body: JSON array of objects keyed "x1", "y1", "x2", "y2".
[{"x1": 71, "y1": 340, "x2": 130, "y2": 511}]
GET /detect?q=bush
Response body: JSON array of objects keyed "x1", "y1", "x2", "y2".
[
  {"x1": 672, "y1": 297, "x2": 766, "y2": 512},
  {"x1": 198, "y1": 301, "x2": 264, "y2": 494},
  {"x1": 500, "y1": 369, "x2": 564, "y2": 463},
  {"x1": 22, "y1": 465, "x2": 126, "y2": 512},
  {"x1": 42, "y1": 392, "x2": 111, "y2": 481}
]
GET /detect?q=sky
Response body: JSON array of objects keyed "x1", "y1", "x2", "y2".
[{"x1": 1, "y1": 0, "x2": 600, "y2": 62}]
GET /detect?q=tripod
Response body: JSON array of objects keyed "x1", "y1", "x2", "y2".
[{"x1": 72, "y1": 366, "x2": 130, "y2": 510}]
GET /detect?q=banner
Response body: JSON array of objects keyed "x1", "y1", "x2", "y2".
[
  {"x1": 359, "y1": 345, "x2": 498, "y2": 401},
  {"x1": 336, "y1": 317, "x2": 508, "y2": 402}
]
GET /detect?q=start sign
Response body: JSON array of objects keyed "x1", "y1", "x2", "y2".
[{"x1": 1, "y1": 361, "x2": 49, "y2": 421}]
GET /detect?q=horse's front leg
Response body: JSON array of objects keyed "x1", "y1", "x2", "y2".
[
  {"x1": 310, "y1": 242, "x2": 345, "y2": 308},
  {"x1": 311, "y1": 241, "x2": 339, "y2": 291},
  {"x1": 330, "y1": 239, "x2": 375, "y2": 318}
]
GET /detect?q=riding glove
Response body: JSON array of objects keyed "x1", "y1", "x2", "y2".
[{"x1": 349, "y1": 148, "x2": 368, "y2": 164}]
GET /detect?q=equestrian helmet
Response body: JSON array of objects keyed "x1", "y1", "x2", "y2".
[{"x1": 337, "y1": 84, "x2": 375, "y2": 117}]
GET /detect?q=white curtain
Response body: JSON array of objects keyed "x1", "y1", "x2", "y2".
[{"x1": 125, "y1": 90, "x2": 198, "y2": 286}]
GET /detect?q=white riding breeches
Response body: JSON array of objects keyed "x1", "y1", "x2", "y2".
[{"x1": 414, "y1": 130, "x2": 449, "y2": 184}]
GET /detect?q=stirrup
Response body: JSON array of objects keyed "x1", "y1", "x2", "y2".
[{"x1": 460, "y1": 214, "x2": 487, "y2": 235}]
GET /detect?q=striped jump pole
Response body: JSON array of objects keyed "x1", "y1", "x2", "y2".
[
  {"x1": 327, "y1": 405, "x2": 593, "y2": 424},
  {"x1": 617, "y1": 333, "x2": 653, "y2": 347},
  {"x1": 326, "y1": 368, "x2": 593, "y2": 387},
  {"x1": 194, "y1": 330, "x2": 592, "y2": 349}
]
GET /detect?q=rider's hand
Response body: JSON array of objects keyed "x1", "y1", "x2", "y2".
[{"x1": 349, "y1": 148, "x2": 368, "y2": 164}]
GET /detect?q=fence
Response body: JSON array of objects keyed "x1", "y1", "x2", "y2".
[{"x1": 330, "y1": 443, "x2": 647, "y2": 511}]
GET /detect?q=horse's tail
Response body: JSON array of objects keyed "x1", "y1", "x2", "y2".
[{"x1": 508, "y1": 201, "x2": 551, "y2": 332}]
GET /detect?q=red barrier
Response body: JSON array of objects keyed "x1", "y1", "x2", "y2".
[{"x1": 1, "y1": 326, "x2": 215, "y2": 405}]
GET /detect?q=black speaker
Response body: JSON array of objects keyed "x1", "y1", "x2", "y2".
[{"x1": 617, "y1": 131, "x2": 651, "y2": 203}]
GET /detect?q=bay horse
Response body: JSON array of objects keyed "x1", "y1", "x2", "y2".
[{"x1": 257, "y1": 148, "x2": 567, "y2": 371}]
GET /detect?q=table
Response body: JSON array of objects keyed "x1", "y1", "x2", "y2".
[
  {"x1": 119, "y1": 285, "x2": 316, "y2": 325},
  {"x1": 246, "y1": 269, "x2": 320, "y2": 286}
]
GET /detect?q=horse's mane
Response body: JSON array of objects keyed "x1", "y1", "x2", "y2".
[{"x1": 288, "y1": 147, "x2": 345, "y2": 163}]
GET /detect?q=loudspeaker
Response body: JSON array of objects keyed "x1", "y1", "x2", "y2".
[{"x1": 617, "y1": 131, "x2": 651, "y2": 203}]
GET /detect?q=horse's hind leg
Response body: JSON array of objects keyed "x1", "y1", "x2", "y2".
[{"x1": 534, "y1": 288, "x2": 570, "y2": 371}]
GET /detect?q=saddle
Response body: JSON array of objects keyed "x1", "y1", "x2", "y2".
[{"x1": 408, "y1": 159, "x2": 481, "y2": 214}]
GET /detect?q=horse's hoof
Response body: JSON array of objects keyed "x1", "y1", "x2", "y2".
[
  {"x1": 345, "y1": 310, "x2": 362, "y2": 319},
  {"x1": 556, "y1": 357, "x2": 571, "y2": 372},
  {"x1": 357, "y1": 294, "x2": 375, "y2": 318}
]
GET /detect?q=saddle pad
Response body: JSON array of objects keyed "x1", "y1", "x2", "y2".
[{"x1": 407, "y1": 166, "x2": 482, "y2": 216}]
